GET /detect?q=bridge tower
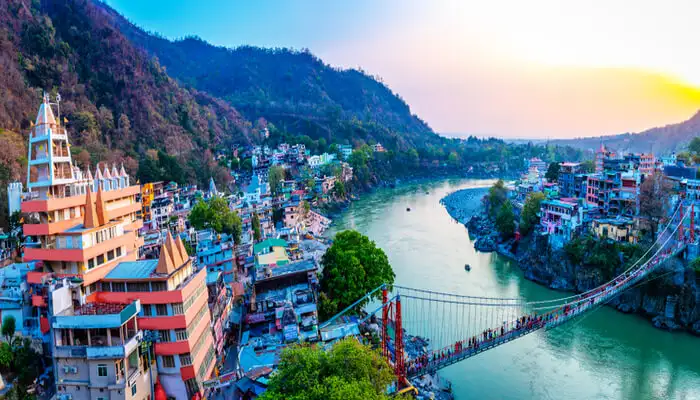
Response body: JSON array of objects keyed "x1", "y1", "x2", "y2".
[
  {"x1": 690, "y1": 204, "x2": 695, "y2": 243},
  {"x1": 394, "y1": 295, "x2": 406, "y2": 386},
  {"x1": 381, "y1": 286, "x2": 389, "y2": 360},
  {"x1": 679, "y1": 204, "x2": 685, "y2": 242}
]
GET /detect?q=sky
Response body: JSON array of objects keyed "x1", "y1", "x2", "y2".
[{"x1": 106, "y1": 0, "x2": 700, "y2": 139}]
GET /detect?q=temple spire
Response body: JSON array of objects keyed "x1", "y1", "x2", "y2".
[
  {"x1": 95, "y1": 186, "x2": 108, "y2": 226},
  {"x1": 84, "y1": 189, "x2": 98, "y2": 229}
]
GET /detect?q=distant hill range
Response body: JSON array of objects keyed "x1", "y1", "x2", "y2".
[
  {"x1": 551, "y1": 110, "x2": 700, "y2": 155},
  {"x1": 98, "y1": 3, "x2": 439, "y2": 150}
]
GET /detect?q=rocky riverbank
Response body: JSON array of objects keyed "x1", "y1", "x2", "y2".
[
  {"x1": 441, "y1": 188, "x2": 700, "y2": 336},
  {"x1": 404, "y1": 334, "x2": 454, "y2": 400}
]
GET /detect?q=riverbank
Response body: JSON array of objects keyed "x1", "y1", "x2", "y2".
[
  {"x1": 328, "y1": 179, "x2": 700, "y2": 400},
  {"x1": 441, "y1": 187, "x2": 700, "y2": 336}
]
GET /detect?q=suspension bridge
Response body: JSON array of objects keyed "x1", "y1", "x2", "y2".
[{"x1": 319, "y1": 202, "x2": 697, "y2": 388}]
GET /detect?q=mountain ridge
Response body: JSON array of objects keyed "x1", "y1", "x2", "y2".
[
  {"x1": 552, "y1": 109, "x2": 700, "y2": 154},
  {"x1": 97, "y1": 2, "x2": 440, "y2": 150}
]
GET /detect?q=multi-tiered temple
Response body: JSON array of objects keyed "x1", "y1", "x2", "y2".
[{"x1": 20, "y1": 96, "x2": 215, "y2": 400}]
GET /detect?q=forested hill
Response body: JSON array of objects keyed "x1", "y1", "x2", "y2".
[
  {"x1": 0, "y1": 0, "x2": 253, "y2": 181},
  {"x1": 98, "y1": 3, "x2": 440, "y2": 150},
  {"x1": 552, "y1": 109, "x2": 700, "y2": 155}
]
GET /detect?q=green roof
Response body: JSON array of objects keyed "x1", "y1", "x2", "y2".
[{"x1": 253, "y1": 238, "x2": 288, "y2": 254}]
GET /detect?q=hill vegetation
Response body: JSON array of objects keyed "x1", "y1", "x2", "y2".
[
  {"x1": 98, "y1": 4, "x2": 438, "y2": 151},
  {"x1": 0, "y1": 0, "x2": 251, "y2": 185},
  {"x1": 552, "y1": 109, "x2": 700, "y2": 155}
]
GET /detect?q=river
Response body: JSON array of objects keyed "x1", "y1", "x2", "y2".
[{"x1": 326, "y1": 179, "x2": 700, "y2": 400}]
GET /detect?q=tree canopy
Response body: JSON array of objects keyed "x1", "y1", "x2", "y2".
[
  {"x1": 188, "y1": 197, "x2": 242, "y2": 243},
  {"x1": 320, "y1": 230, "x2": 395, "y2": 320},
  {"x1": 486, "y1": 179, "x2": 508, "y2": 218},
  {"x1": 495, "y1": 200, "x2": 515, "y2": 239},
  {"x1": 268, "y1": 165, "x2": 285, "y2": 195},
  {"x1": 258, "y1": 339, "x2": 395, "y2": 400},
  {"x1": 520, "y1": 192, "x2": 545, "y2": 236},
  {"x1": 1, "y1": 316, "x2": 15, "y2": 341},
  {"x1": 252, "y1": 213, "x2": 262, "y2": 241},
  {"x1": 639, "y1": 172, "x2": 672, "y2": 238},
  {"x1": 545, "y1": 162, "x2": 560, "y2": 182}
]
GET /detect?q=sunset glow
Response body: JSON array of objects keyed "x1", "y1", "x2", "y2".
[{"x1": 108, "y1": 0, "x2": 700, "y2": 138}]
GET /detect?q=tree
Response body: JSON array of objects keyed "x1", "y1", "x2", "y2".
[
  {"x1": 1, "y1": 316, "x2": 15, "y2": 341},
  {"x1": 320, "y1": 230, "x2": 395, "y2": 319},
  {"x1": 580, "y1": 160, "x2": 595, "y2": 173},
  {"x1": 639, "y1": 172, "x2": 672, "y2": 238},
  {"x1": 258, "y1": 338, "x2": 395, "y2": 400},
  {"x1": 447, "y1": 151, "x2": 460, "y2": 167},
  {"x1": 496, "y1": 200, "x2": 515, "y2": 239},
  {"x1": 252, "y1": 213, "x2": 262, "y2": 241},
  {"x1": 0, "y1": 343, "x2": 12, "y2": 369},
  {"x1": 241, "y1": 158, "x2": 253, "y2": 172},
  {"x1": 486, "y1": 180, "x2": 508, "y2": 218},
  {"x1": 689, "y1": 137, "x2": 700, "y2": 155},
  {"x1": 188, "y1": 198, "x2": 242, "y2": 243},
  {"x1": 520, "y1": 192, "x2": 545, "y2": 236},
  {"x1": 333, "y1": 180, "x2": 346, "y2": 198},
  {"x1": 268, "y1": 165, "x2": 285, "y2": 195},
  {"x1": 545, "y1": 162, "x2": 560, "y2": 182}
]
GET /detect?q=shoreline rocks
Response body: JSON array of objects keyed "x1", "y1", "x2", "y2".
[{"x1": 441, "y1": 187, "x2": 700, "y2": 336}]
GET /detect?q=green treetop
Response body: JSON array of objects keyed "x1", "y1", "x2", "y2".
[
  {"x1": 188, "y1": 197, "x2": 242, "y2": 243},
  {"x1": 268, "y1": 165, "x2": 286, "y2": 195},
  {"x1": 486, "y1": 179, "x2": 508, "y2": 218},
  {"x1": 519, "y1": 192, "x2": 545, "y2": 236},
  {"x1": 545, "y1": 162, "x2": 560, "y2": 182},
  {"x1": 319, "y1": 230, "x2": 395, "y2": 320},
  {"x1": 495, "y1": 200, "x2": 515, "y2": 239},
  {"x1": 252, "y1": 213, "x2": 262, "y2": 241},
  {"x1": 258, "y1": 338, "x2": 396, "y2": 400}
]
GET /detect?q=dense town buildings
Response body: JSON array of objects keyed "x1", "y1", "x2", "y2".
[{"x1": 3, "y1": 97, "x2": 362, "y2": 399}]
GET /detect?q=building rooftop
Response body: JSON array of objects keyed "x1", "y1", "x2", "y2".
[
  {"x1": 257, "y1": 259, "x2": 316, "y2": 282},
  {"x1": 53, "y1": 300, "x2": 140, "y2": 329},
  {"x1": 253, "y1": 238, "x2": 288, "y2": 254},
  {"x1": 104, "y1": 259, "x2": 159, "y2": 280}
]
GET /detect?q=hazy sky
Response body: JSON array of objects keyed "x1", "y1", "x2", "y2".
[{"x1": 107, "y1": 0, "x2": 700, "y2": 139}]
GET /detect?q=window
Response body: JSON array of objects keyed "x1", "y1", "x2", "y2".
[
  {"x1": 115, "y1": 360, "x2": 124, "y2": 380},
  {"x1": 157, "y1": 330, "x2": 170, "y2": 343},
  {"x1": 131, "y1": 383, "x2": 137, "y2": 396},
  {"x1": 88, "y1": 258, "x2": 95, "y2": 270},
  {"x1": 107, "y1": 250, "x2": 114, "y2": 261},
  {"x1": 155, "y1": 304, "x2": 168, "y2": 316},
  {"x1": 97, "y1": 254, "x2": 105, "y2": 265},
  {"x1": 151, "y1": 282, "x2": 166, "y2": 291},
  {"x1": 97, "y1": 364, "x2": 108, "y2": 377},
  {"x1": 116, "y1": 246, "x2": 122, "y2": 257},
  {"x1": 179, "y1": 353, "x2": 192, "y2": 366},
  {"x1": 174, "y1": 329, "x2": 187, "y2": 341},
  {"x1": 172, "y1": 303, "x2": 184, "y2": 315},
  {"x1": 142, "y1": 306, "x2": 152, "y2": 317},
  {"x1": 162, "y1": 355, "x2": 175, "y2": 368}
]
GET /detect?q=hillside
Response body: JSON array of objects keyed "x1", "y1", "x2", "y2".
[
  {"x1": 98, "y1": 3, "x2": 439, "y2": 150},
  {"x1": 0, "y1": 0, "x2": 253, "y2": 177},
  {"x1": 552, "y1": 109, "x2": 700, "y2": 154}
]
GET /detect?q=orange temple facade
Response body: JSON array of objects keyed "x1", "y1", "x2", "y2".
[{"x1": 22, "y1": 96, "x2": 215, "y2": 399}]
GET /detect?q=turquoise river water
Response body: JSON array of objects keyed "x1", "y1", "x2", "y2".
[{"x1": 327, "y1": 179, "x2": 700, "y2": 400}]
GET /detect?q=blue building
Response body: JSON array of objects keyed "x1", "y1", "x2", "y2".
[{"x1": 196, "y1": 230, "x2": 236, "y2": 283}]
